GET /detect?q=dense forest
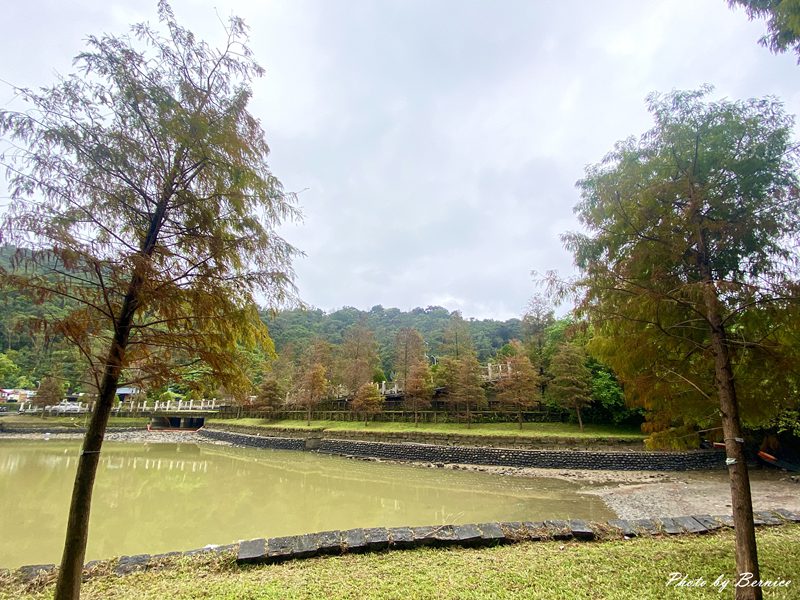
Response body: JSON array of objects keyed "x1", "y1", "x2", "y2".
[
  {"x1": 264, "y1": 305, "x2": 522, "y2": 370},
  {"x1": 0, "y1": 250, "x2": 521, "y2": 391},
  {"x1": 0, "y1": 245, "x2": 639, "y2": 431},
  {"x1": 2, "y1": 238, "x2": 794, "y2": 446}
]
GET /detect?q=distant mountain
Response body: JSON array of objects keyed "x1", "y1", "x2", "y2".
[
  {"x1": 262, "y1": 305, "x2": 522, "y2": 372},
  {"x1": 2, "y1": 242, "x2": 524, "y2": 386}
]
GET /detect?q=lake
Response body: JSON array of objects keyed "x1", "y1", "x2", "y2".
[{"x1": 0, "y1": 439, "x2": 614, "y2": 568}]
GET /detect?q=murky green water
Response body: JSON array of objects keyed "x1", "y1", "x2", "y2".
[{"x1": 0, "y1": 440, "x2": 614, "y2": 568}]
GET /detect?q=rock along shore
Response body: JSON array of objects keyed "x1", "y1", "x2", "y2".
[{"x1": 7, "y1": 510, "x2": 800, "y2": 586}]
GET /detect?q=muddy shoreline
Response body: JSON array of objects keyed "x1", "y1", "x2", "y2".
[
  {"x1": 346, "y1": 455, "x2": 800, "y2": 519},
  {"x1": 3, "y1": 429, "x2": 798, "y2": 520}
]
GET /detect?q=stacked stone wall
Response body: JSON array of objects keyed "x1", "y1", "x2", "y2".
[{"x1": 200, "y1": 428, "x2": 724, "y2": 471}]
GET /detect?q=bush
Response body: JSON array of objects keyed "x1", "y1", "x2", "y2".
[{"x1": 644, "y1": 425, "x2": 700, "y2": 450}]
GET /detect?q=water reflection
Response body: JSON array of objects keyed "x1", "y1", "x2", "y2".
[
  {"x1": 0, "y1": 451, "x2": 210, "y2": 475},
  {"x1": 0, "y1": 440, "x2": 614, "y2": 568}
]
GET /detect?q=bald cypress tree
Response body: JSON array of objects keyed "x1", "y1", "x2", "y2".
[
  {"x1": 404, "y1": 360, "x2": 434, "y2": 426},
  {"x1": 562, "y1": 88, "x2": 800, "y2": 599},
  {"x1": 351, "y1": 382, "x2": 384, "y2": 426},
  {"x1": 548, "y1": 344, "x2": 592, "y2": 432},
  {"x1": 0, "y1": 3, "x2": 298, "y2": 597},
  {"x1": 450, "y1": 353, "x2": 486, "y2": 428},
  {"x1": 339, "y1": 321, "x2": 379, "y2": 394},
  {"x1": 496, "y1": 353, "x2": 541, "y2": 429},
  {"x1": 298, "y1": 363, "x2": 328, "y2": 426},
  {"x1": 253, "y1": 376, "x2": 286, "y2": 413},
  {"x1": 35, "y1": 376, "x2": 65, "y2": 407},
  {"x1": 394, "y1": 327, "x2": 425, "y2": 391}
]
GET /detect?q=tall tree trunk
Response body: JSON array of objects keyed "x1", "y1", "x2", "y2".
[
  {"x1": 54, "y1": 275, "x2": 143, "y2": 600},
  {"x1": 575, "y1": 405, "x2": 584, "y2": 432},
  {"x1": 54, "y1": 191, "x2": 168, "y2": 600},
  {"x1": 694, "y1": 215, "x2": 761, "y2": 600},
  {"x1": 518, "y1": 408, "x2": 522, "y2": 430},
  {"x1": 704, "y1": 287, "x2": 761, "y2": 600}
]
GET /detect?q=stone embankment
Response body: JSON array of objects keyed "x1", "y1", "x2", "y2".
[
  {"x1": 10, "y1": 509, "x2": 800, "y2": 584},
  {"x1": 199, "y1": 427, "x2": 725, "y2": 471},
  {"x1": 235, "y1": 509, "x2": 800, "y2": 565}
]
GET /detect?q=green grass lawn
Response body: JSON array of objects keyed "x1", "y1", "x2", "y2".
[
  {"x1": 2, "y1": 414, "x2": 645, "y2": 440},
  {"x1": 4, "y1": 526, "x2": 798, "y2": 599},
  {"x1": 208, "y1": 418, "x2": 645, "y2": 440}
]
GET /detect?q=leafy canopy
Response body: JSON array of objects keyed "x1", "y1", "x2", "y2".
[
  {"x1": 0, "y1": 1, "x2": 300, "y2": 395},
  {"x1": 548, "y1": 345, "x2": 592, "y2": 409},
  {"x1": 351, "y1": 382, "x2": 384, "y2": 416},
  {"x1": 404, "y1": 360, "x2": 434, "y2": 414},
  {"x1": 730, "y1": 0, "x2": 800, "y2": 58},
  {"x1": 495, "y1": 352, "x2": 541, "y2": 413},
  {"x1": 563, "y1": 87, "x2": 800, "y2": 429}
]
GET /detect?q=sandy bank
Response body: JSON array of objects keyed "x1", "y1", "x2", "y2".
[{"x1": 394, "y1": 459, "x2": 800, "y2": 518}]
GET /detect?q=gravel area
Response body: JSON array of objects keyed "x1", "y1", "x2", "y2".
[
  {"x1": 0, "y1": 430, "x2": 212, "y2": 444},
  {"x1": 581, "y1": 469, "x2": 800, "y2": 519},
  {"x1": 410, "y1": 460, "x2": 800, "y2": 518},
  {"x1": 420, "y1": 461, "x2": 675, "y2": 484}
]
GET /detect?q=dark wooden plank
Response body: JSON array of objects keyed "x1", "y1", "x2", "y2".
[
  {"x1": 673, "y1": 516, "x2": 708, "y2": 534},
  {"x1": 292, "y1": 533, "x2": 321, "y2": 558},
  {"x1": 342, "y1": 528, "x2": 368, "y2": 553},
  {"x1": 236, "y1": 538, "x2": 266, "y2": 564},
  {"x1": 713, "y1": 515, "x2": 735, "y2": 527},
  {"x1": 452, "y1": 524, "x2": 484, "y2": 545},
  {"x1": 632, "y1": 518, "x2": 660, "y2": 535},
  {"x1": 753, "y1": 511, "x2": 783, "y2": 526},
  {"x1": 568, "y1": 519, "x2": 595, "y2": 540},
  {"x1": 266, "y1": 536, "x2": 296, "y2": 562},
  {"x1": 773, "y1": 508, "x2": 800, "y2": 522},
  {"x1": 545, "y1": 519, "x2": 573, "y2": 540},
  {"x1": 476, "y1": 522, "x2": 506, "y2": 543},
  {"x1": 659, "y1": 517, "x2": 683, "y2": 535},
  {"x1": 363, "y1": 527, "x2": 391, "y2": 550},
  {"x1": 114, "y1": 554, "x2": 150, "y2": 574},
  {"x1": 316, "y1": 530, "x2": 344, "y2": 554},
  {"x1": 388, "y1": 526, "x2": 415, "y2": 548},
  {"x1": 692, "y1": 515, "x2": 724, "y2": 531},
  {"x1": 607, "y1": 519, "x2": 637, "y2": 537}
]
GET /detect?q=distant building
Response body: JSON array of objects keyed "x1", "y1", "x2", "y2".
[
  {"x1": 1, "y1": 388, "x2": 36, "y2": 402},
  {"x1": 116, "y1": 387, "x2": 141, "y2": 402}
]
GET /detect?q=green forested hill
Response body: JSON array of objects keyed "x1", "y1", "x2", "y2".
[
  {"x1": 0, "y1": 245, "x2": 88, "y2": 388},
  {"x1": 2, "y1": 243, "x2": 524, "y2": 389},
  {"x1": 1, "y1": 247, "x2": 641, "y2": 427},
  {"x1": 263, "y1": 305, "x2": 522, "y2": 372}
]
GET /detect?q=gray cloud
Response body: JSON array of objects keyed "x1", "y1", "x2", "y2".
[{"x1": 2, "y1": 0, "x2": 798, "y2": 320}]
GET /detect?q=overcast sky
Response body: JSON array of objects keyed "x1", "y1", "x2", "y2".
[{"x1": 2, "y1": 0, "x2": 798, "y2": 320}]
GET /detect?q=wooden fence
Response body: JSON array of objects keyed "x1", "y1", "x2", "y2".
[{"x1": 210, "y1": 408, "x2": 569, "y2": 424}]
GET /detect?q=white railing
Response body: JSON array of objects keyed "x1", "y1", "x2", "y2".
[
  {"x1": 484, "y1": 361, "x2": 513, "y2": 381},
  {"x1": 377, "y1": 381, "x2": 401, "y2": 395},
  {"x1": 110, "y1": 398, "x2": 219, "y2": 413}
]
